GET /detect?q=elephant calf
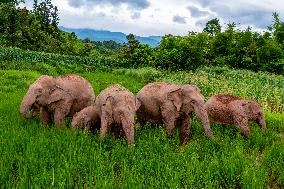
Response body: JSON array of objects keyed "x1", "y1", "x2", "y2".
[
  {"x1": 71, "y1": 106, "x2": 100, "y2": 131},
  {"x1": 206, "y1": 94, "x2": 266, "y2": 137},
  {"x1": 20, "y1": 74, "x2": 95, "y2": 127},
  {"x1": 137, "y1": 82, "x2": 213, "y2": 144},
  {"x1": 95, "y1": 84, "x2": 140, "y2": 146}
]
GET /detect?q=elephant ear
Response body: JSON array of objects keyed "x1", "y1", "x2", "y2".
[
  {"x1": 167, "y1": 88, "x2": 183, "y2": 112},
  {"x1": 47, "y1": 86, "x2": 66, "y2": 104}
]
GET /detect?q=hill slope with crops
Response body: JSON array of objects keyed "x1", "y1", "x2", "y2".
[{"x1": 0, "y1": 54, "x2": 283, "y2": 187}]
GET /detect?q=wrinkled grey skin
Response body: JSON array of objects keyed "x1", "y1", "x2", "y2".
[
  {"x1": 206, "y1": 94, "x2": 266, "y2": 137},
  {"x1": 136, "y1": 82, "x2": 213, "y2": 143},
  {"x1": 95, "y1": 84, "x2": 140, "y2": 146},
  {"x1": 20, "y1": 74, "x2": 95, "y2": 127},
  {"x1": 71, "y1": 106, "x2": 100, "y2": 131}
]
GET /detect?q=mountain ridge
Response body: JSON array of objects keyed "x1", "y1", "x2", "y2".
[{"x1": 59, "y1": 26, "x2": 162, "y2": 47}]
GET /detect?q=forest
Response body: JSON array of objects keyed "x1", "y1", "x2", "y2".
[{"x1": 1, "y1": 0, "x2": 284, "y2": 74}]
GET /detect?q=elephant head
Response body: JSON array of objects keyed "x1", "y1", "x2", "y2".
[
  {"x1": 244, "y1": 100, "x2": 266, "y2": 130},
  {"x1": 104, "y1": 92, "x2": 140, "y2": 130},
  {"x1": 71, "y1": 106, "x2": 100, "y2": 130},
  {"x1": 20, "y1": 75, "x2": 61, "y2": 118},
  {"x1": 167, "y1": 84, "x2": 213, "y2": 138},
  {"x1": 98, "y1": 85, "x2": 141, "y2": 146}
]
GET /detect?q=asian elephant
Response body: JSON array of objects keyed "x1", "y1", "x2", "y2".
[
  {"x1": 95, "y1": 84, "x2": 140, "y2": 146},
  {"x1": 136, "y1": 82, "x2": 213, "y2": 143},
  {"x1": 206, "y1": 94, "x2": 266, "y2": 137},
  {"x1": 71, "y1": 106, "x2": 100, "y2": 131},
  {"x1": 20, "y1": 74, "x2": 95, "y2": 127}
]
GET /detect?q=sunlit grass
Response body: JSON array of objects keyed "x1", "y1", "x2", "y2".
[{"x1": 0, "y1": 69, "x2": 283, "y2": 188}]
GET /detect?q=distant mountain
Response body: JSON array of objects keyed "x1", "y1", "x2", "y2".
[{"x1": 59, "y1": 26, "x2": 161, "y2": 47}]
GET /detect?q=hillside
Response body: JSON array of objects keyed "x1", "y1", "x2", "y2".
[
  {"x1": 0, "y1": 50, "x2": 283, "y2": 187},
  {"x1": 59, "y1": 26, "x2": 162, "y2": 47}
]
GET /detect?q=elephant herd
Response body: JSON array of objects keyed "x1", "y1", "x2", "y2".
[{"x1": 20, "y1": 74, "x2": 266, "y2": 146}]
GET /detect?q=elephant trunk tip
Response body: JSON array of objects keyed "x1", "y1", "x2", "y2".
[
  {"x1": 20, "y1": 103, "x2": 33, "y2": 119},
  {"x1": 206, "y1": 130, "x2": 214, "y2": 139}
]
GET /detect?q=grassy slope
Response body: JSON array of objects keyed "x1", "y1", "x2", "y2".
[{"x1": 0, "y1": 69, "x2": 283, "y2": 188}]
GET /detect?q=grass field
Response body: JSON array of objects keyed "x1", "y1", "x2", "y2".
[{"x1": 0, "y1": 65, "x2": 283, "y2": 188}]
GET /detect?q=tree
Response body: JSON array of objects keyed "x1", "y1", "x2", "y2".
[
  {"x1": 33, "y1": 0, "x2": 60, "y2": 31},
  {"x1": 121, "y1": 34, "x2": 153, "y2": 68},
  {"x1": 203, "y1": 18, "x2": 221, "y2": 36},
  {"x1": 272, "y1": 13, "x2": 284, "y2": 48},
  {"x1": 125, "y1": 33, "x2": 139, "y2": 56},
  {"x1": 0, "y1": 0, "x2": 24, "y2": 6}
]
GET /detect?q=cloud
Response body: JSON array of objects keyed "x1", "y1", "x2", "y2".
[
  {"x1": 173, "y1": 15, "x2": 187, "y2": 24},
  {"x1": 210, "y1": 5, "x2": 272, "y2": 28},
  {"x1": 193, "y1": 0, "x2": 274, "y2": 29},
  {"x1": 68, "y1": 0, "x2": 150, "y2": 10},
  {"x1": 187, "y1": 5, "x2": 210, "y2": 17},
  {"x1": 131, "y1": 12, "x2": 141, "y2": 19}
]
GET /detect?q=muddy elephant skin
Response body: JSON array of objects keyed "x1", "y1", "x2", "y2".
[
  {"x1": 71, "y1": 106, "x2": 100, "y2": 131},
  {"x1": 206, "y1": 94, "x2": 266, "y2": 137},
  {"x1": 20, "y1": 74, "x2": 95, "y2": 127},
  {"x1": 95, "y1": 84, "x2": 140, "y2": 146},
  {"x1": 136, "y1": 82, "x2": 213, "y2": 143}
]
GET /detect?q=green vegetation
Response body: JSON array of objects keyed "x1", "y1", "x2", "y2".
[
  {"x1": 1, "y1": 1, "x2": 284, "y2": 74},
  {"x1": 116, "y1": 67, "x2": 284, "y2": 113},
  {"x1": 0, "y1": 47, "x2": 124, "y2": 73},
  {"x1": 0, "y1": 63, "x2": 283, "y2": 188},
  {"x1": 0, "y1": 0, "x2": 283, "y2": 188},
  {"x1": 0, "y1": 0, "x2": 92, "y2": 55}
]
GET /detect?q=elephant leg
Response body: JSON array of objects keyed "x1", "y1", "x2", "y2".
[
  {"x1": 40, "y1": 108, "x2": 51, "y2": 125},
  {"x1": 161, "y1": 108, "x2": 177, "y2": 135},
  {"x1": 54, "y1": 110, "x2": 66, "y2": 127},
  {"x1": 121, "y1": 118, "x2": 134, "y2": 146},
  {"x1": 233, "y1": 115, "x2": 250, "y2": 137},
  {"x1": 257, "y1": 115, "x2": 266, "y2": 131},
  {"x1": 136, "y1": 114, "x2": 146, "y2": 129},
  {"x1": 180, "y1": 116, "x2": 191, "y2": 144},
  {"x1": 100, "y1": 111, "x2": 112, "y2": 140},
  {"x1": 54, "y1": 103, "x2": 71, "y2": 128},
  {"x1": 161, "y1": 104, "x2": 178, "y2": 135}
]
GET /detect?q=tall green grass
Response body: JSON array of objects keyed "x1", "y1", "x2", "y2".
[
  {"x1": 117, "y1": 67, "x2": 284, "y2": 113},
  {"x1": 0, "y1": 69, "x2": 283, "y2": 188}
]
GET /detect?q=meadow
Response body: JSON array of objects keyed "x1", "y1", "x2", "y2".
[{"x1": 0, "y1": 58, "x2": 284, "y2": 188}]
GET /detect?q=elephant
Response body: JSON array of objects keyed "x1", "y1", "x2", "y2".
[
  {"x1": 206, "y1": 94, "x2": 266, "y2": 137},
  {"x1": 71, "y1": 106, "x2": 100, "y2": 131},
  {"x1": 20, "y1": 74, "x2": 95, "y2": 127},
  {"x1": 136, "y1": 82, "x2": 213, "y2": 143},
  {"x1": 95, "y1": 84, "x2": 140, "y2": 146}
]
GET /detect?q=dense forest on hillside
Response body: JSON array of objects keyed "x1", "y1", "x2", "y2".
[{"x1": 1, "y1": 0, "x2": 284, "y2": 74}]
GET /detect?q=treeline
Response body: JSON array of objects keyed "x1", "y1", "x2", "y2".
[
  {"x1": 0, "y1": 0, "x2": 92, "y2": 55},
  {"x1": 0, "y1": 1, "x2": 284, "y2": 74},
  {"x1": 121, "y1": 17, "x2": 284, "y2": 74}
]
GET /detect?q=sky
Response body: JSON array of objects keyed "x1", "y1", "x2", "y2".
[{"x1": 22, "y1": 0, "x2": 284, "y2": 36}]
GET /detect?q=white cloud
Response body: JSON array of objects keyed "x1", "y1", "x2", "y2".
[{"x1": 20, "y1": 0, "x2": 284, "y2": 36}]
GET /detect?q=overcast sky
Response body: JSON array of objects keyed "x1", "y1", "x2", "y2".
[{"x1": 23, "y1": 0, "x2": 284, "y2": 36}]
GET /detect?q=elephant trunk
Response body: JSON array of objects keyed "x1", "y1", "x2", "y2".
[
  {"x1": 20, "y1": 90, "x2": 37, "y2": 119},
  {"x1": 194, "y1": 102, "x2": 214, "y2": 139},
  {"x1": 121, "y1": 112, "x2": 135, "y2": 146}
]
